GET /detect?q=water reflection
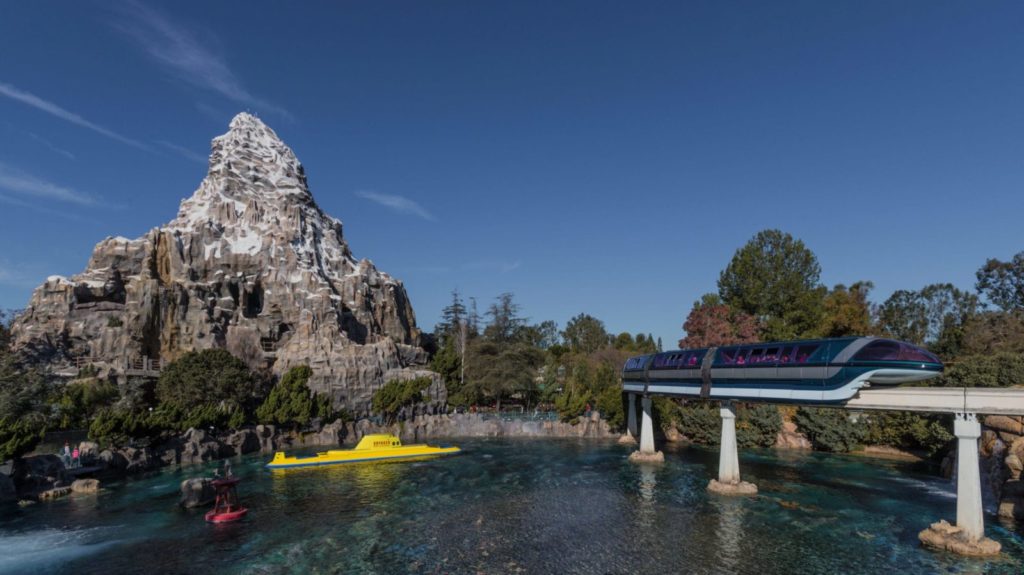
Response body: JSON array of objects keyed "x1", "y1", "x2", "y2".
[{"x1": 712, "y1": 498, "x2": 744, "y2": 573}]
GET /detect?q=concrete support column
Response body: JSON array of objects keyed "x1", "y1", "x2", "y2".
[
  {"x1": 707, "y1": 401, "x2": 756, "y2": 495},
  {"x1": 640, "y1": 396, "x2": 655, "y2": 454},
  {"x1": 718, "y1": 401, "x2": 740, "y2": 484},
  {"x1": 918, "y1": 411, "x2": 1000, "y2": 555},
  {"x1": 955, "y1": 413, "x2": 984, "y2": 541},
  {"x1": 627, "y1": 393, "x2": 638, "y2": 439}
]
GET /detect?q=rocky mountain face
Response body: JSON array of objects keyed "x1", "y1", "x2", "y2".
[{"x1": 11, "y1": 112, "x2": 441, "y2": 412}]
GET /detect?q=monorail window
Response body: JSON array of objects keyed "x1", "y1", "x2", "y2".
[
  {"x1": 763, "y1": 347, "x2": 780, "y2": 363},
  {"x1": 718, "y1": 347, "x2": 756, "y2": 365},
  {"x1": 794, "y1": 344, "x2": 818, "y2": 363},
  {"x1": 853, "y1": 341, "x2": 940, "y2": 363},
  {"x1": 747, "y1": 348, "x2": 765, "y2": 364}
]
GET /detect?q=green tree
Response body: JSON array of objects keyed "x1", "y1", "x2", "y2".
[
  {"x1": 679, "y1": 293, "x2": 760, "y2": 348},
  {"x1": 430, "y1": 338, "x2": 463, "y2": 403},
  {"x1": 56, "y1": 377, "x2": 120, "y2": 429},
  {"x1": 939, "y1": 353, "x2": 1024, "y2": 388},
  {"x1": 0, "y1": 354, "x2": 51, "y2": 461},
  {"x1": 156, "y1": 349, "x2": 266, "y2": 429},
  {"x1": 976, "y1": 251, "x2": 1024, "y2": 311},
  {"x1": 793, "y1": 407, "x2": 865, "y2": 452},
  {"x1": 483, "y1": 293, "x2": 527, "y2": 344},
  {"x1": 864, "y1": 412, "x2": 952, "y2": 458},
  {"x1": 371, "y1": 377, "x2": 433, "y2": 424},
  {"x1": 435, "y1": 289, "x2": 468, "y2": 343},
  {"x1": 562, "y1": 313, "x2": 609, "y2": 354},
  {"x1": 876, "y1": 284, "x2": 979, "y2": 355},
  {"x1": 256, "y1": 365, "x2": 334, "y2": 428},
  {"x1": 466, "y1": 340, "x2": 543, "y2": 410},
  {"x1": 718, "y1": 229, "x2": 826, "y2": 340},
  {"x1": 959, "y1": 311, "x2": 1024, "y2": 356},
  {"x1": 818, "y1": 281, "x2": 874, "y2": 337}
]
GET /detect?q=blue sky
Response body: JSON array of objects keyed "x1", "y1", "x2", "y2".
[{"x1": 1, "y1": 1, "x2": 1022, "y2": 347}]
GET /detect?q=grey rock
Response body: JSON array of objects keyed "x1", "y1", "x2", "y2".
[
  {"x1": 71, "y1": 478, "x2": 100, "y2": 493},
  {"x1": 179, "y1": 478, "x2": 216, "y2": 508},
  {"x1": 225, "y1": 428, "x2": 261, "y2": 456},
  {"x1": 12, "y1": 454, "x2": 67, "y2": 497},
  {"x1": 77, "y1": 441, "x2": 100, "y2": 466},
  {"x1": 11, "y1": 112, "x2": 443, "y2": 412}
]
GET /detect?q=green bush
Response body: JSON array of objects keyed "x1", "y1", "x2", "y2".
[
  {"x1": 0, "y1": 414, "x2": 46, "y2": 461},
  {"x1": 57, "y1": 378, "x2": 120, "y2": 429},
  {"x1": 256, "y1": 365, "x2": 334, "y2": 428},
  {"x1": 88, "y1": 407, "x2": 165, "y2": 446},
  {"x1": 156, "y1": 349, "x2": 264, "y2": 411},
  {"x1": 938, "y1": 353, "x2": 1024, "y2": 388},
  {"x1": 736, "y1": 403, "x2": 783, "y2": 448},
  {"x1": 675, "y1": 402, "x2": 721, "y2": 444},
  {"x1": 793, "y1": 407, "x2": 865, "y2": 452},
  {"x1": 371, "y1": 377, "x2": 433, "y2": 424},
  {"x1": 594, "y1": 387, "x2": 626, "y2": 430},
  {"x1": 864, "y1": 411, "x2": 953, "y2": 458}
]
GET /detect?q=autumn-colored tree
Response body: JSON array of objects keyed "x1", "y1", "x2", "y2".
[
  {"x1": 678, "y1": 294, "x2": 760, "y2": 348},
  {"x1": 818, "y1": 281, "x2": 874, "y2": 337}
]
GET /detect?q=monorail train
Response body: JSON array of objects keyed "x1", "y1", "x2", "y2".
[{"x1": 622, "y1": 337, "x2": 943, "y2": 404}]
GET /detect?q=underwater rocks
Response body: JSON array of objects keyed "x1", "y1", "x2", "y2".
[
  {"x1": 707, "y1": 479, "x2": 758, "y2": 496},
  {"x1": 918, "y1": 520, "x2": 1001, "y2": 556}
]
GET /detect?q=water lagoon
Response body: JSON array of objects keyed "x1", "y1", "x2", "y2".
[{"x1": 1, "y1": 439, "x2": 1021, "y2": 574}]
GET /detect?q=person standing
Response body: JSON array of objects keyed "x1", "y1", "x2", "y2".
[
  {"x1": 72, "y1": 446, "x2": 80, "y2": 468},
  {"x1": 62, "y1": 441, "x2": 71, "y2": 467}
]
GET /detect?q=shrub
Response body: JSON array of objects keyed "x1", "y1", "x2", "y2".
[
  {"x1": 0, "y1": 414, "x2": 46, "y2": 461},
  {"x1": 736, "y1": 403, "x2": 783, "y2": 448},
  {"x1": 864, "y1": 411, "x2": 953, "y2": 458},
  {"x1": 57, "y1": 378, "x2": 120, "y2": 429},
  {"x1": 155, "y1": 349, "x2": 266, "y2": 429},
  {"x1": 106, "y1": 317, "x2": 123, "y2": 328},
  {"x1": 675, "y1": 402, "x2": 721, "y2": 444},
  {"x1": 256, "y1": 365, "x2": 334, "y2": 429},
  {"x1": 371, "y1": 377, "x2": 433, "y2": 423},
  {"x1": 594, "y1": 387, "x2": 626, "y2": 430},
  {"x1": 938, "y1": 353, "x2": 1024, "y2": 388},
  {"x1": 793, "y1": 407, "x2": 865, "y2": 452}
]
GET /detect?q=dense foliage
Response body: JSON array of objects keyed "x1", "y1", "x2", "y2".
[
  {"x1": 863, "y1": 412, "x2": 953, "y2": 458},
  {"x1": 371, "y1": 377, "x2": 434, "y2": 424},
  {"x1": 256, "y1": 365, "x2": 335, "y2": 429},
  {"x1": 678, "y1": 294, "x2": 759, "y2": 348},
  {"x1": 793, "y1": 407, "x2": 865, "y2": 452},
  {"x1": 940, "y1": 353, "x2": 1024, "y2": 388},
  {"x1": 0, "y1": 351, "x2": 51, "y2": 460},
  {"x1": 718, "y1": 229, "x2": 827, "y2": 341},
  {"x1": 156, "y1": 349, "x2": 266, "y2": 413}
]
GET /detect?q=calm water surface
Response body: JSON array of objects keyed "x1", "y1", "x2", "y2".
[{"x1": 1, "y1": 438, "x2": 1022, "y2": 574}]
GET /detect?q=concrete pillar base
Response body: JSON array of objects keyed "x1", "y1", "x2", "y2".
[
  {"x1": 919, "y1": 520, "x2": 1001, "y2": 556},
  {"x1": 707, "y1": 479, "x2": 757, "y2": 496},
  {"x1": 628, "y1": 450, "x2": 664, "y2": 463},
  {"x1": 617, "y1": 433, "x2": 638, "y2": 445}
]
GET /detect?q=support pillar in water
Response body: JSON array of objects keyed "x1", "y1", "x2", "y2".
[
  {"x1": 628, "y1": 395, "x2": 663, "y2": 463},
  {"x1": 707, "y1": 401, "x2": 756, "y2": 495},
  {"x1": 619, "y1": 393, "x2": 639, "y2": 445},
  {"x1": 919, "y1": 412, "x2": 1000, "y2": 556}
]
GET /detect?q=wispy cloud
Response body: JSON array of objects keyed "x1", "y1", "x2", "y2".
[
  {"x1": 157, "y1": 140, "x2": 207, "y2": 164},
  {"x1": 27, "y1": 132, "x2": 76, "y2": 160},
  {"x1": 463, "y1": 261, "x2": 522, "y2": 274},
  {"x1": 0, "y1": 82, "x2": 148, "y2": 150},
  {"x1": 113, "y1": 1, "x2": 290, "y2": 119},
  {"x1": 0, "y1": 163, "x2": 96, "y2": 206},
  {"x1": 355, "y1": 190, "x2": 435, "y2": 221}
]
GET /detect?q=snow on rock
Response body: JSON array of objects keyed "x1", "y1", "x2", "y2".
[{"x1": 11, "y1": 112, "x2": 440, "y2": 413}]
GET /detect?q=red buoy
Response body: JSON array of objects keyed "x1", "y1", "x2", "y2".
[{"x1": 205, "y1": 477, "x2": 248, "y2": 523}]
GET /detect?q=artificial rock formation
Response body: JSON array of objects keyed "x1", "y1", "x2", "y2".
[{"x1": 11, "y1": 113, "x2": 441, "y2": 412}]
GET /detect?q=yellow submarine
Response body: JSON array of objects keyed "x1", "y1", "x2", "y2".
[{"x1": 266, "y1": 434, "x2": 461, "y2": 469}]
